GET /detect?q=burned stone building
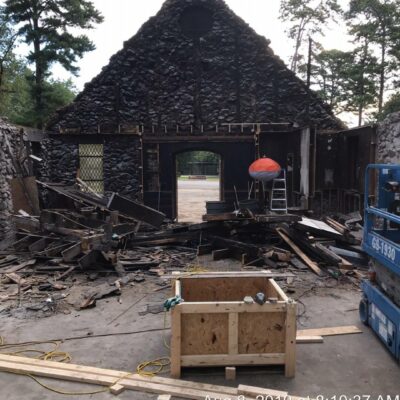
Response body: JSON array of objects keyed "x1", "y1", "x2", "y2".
[{"x1": 42, "y1": 0, "x2": 355, "y2": 218}]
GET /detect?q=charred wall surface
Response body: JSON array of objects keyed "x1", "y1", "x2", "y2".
[
  {"x1": 42, "y1": 135, "x2": 141, "y2": 200},
  {"x1": 42, "y1": 0, "x2": 345, "y2": 213},
  {"x1": 0, "y1": 119, "x2": 24, "y2": 240},
  {"x1": 47, "y1": 0, "x2": 343, "y2": 134},
  {"x1": 377, "y1": 112, "x2": 400, "y2": 163}
]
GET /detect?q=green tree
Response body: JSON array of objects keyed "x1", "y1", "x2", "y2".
[
  {"x1": 308, "y1": 49, "x2": 353, "y2": 111},
  {"x1": 5, "y1": 0, "x2": 103, "y2": 127},
  {"x1": 343, "y1": 42, "x2": 379, "y2": 125},
  {"x1": 0, "y1": 7, "x2": 18, "y2": 92},
  {"x1": 345, "y1": 0, "x2": 400, "y2": 114},
  {"x1": 0, "y1": 58, "x2": 76, "y2": 127},
  {"x1": 377, "y1": 91, "x2": 400, "y2": 120},
  {"x1": 279, "y1": 0, "x2": 342, "y2": 74},
  {"x1": 303, "y1": 44, "x2": 378, "y2": 125}
]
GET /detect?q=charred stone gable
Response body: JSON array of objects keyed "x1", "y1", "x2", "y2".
[{"x1": 48, "y1": 0, "x2": 344, "y2": 134}]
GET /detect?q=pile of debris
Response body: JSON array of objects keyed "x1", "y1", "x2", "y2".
[
  {"x1": 0, "y1": 178, "x2": 369, "y2": 317},
  {"x1": 0, "y1": 182, "x2": 198, "y2": 315}
]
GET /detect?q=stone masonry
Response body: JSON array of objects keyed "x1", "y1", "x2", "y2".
[
  {"x1": 0, "y1": 119, "x2": 25, "y2": 241},
  {"x1": 377, "y1": 111, "x2": 400, "y2": 164},
  {"x1": 47, "y1": 0, "x2": 344, "y2": 134}
]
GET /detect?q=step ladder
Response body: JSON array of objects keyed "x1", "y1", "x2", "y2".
[{"x1": 270, "y1": 170, "x2": 288, "y2": 213}]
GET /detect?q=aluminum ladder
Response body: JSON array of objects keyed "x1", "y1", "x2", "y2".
[{"x1": 270, "y1": 170, "x2": 288, "y2": 213}]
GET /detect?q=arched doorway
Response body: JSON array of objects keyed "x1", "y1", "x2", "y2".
[{"x1": 176, "y1": 151, "x2": 222, "y2": 222}]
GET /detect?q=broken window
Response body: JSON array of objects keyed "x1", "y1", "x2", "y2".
[{"x1": 79, "y1": 144, "x2": 104, "y2": 194}]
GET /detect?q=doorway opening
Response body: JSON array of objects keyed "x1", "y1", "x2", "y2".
[{"x1": 176, "y1": 151, "x2": 222, "y2": 222}]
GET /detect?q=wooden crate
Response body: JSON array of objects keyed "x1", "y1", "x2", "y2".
[{"x1": 170, "y1": 272, "x2": 297, "y2": 378}]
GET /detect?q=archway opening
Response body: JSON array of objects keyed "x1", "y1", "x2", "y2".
[{"x1": 176, "y1": 151, "x2": 221, "y2": 222}]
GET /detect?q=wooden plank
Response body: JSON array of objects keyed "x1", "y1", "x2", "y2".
[
  {"x1": 179, "y1": 302, "x2": 287, "y2": 314},
  {"x1": 170, "y1": 306, "x2": 182, "y2": 378},
  {"x1": 158, "y1": 396, "x2": 172, "y2": 400},
  {"x1": 210, "y1": 236, "x2": 260, "y2": 260},
  {"x1": 10, "y1": 176, "x2": 40, "y2": 215},
  {"x1": 5, "y1": 273, "x2": 29, "y2": 286},
  {"x1": 0, "y1": 354, "x2": 313, "y2": 400},
  {"x1": 284, "y1": 302, "x2": 297, "y2": 378},
  {"x1": 297, "y1": 325, "x2": 362, "y2": 337},
  {"x1": 28, "y1": 238, "x2": 48, "y2": 253},
  {"x1": 180, "y1": 353, "x2": 285, "y2": 367},
  {"x1": 0, "y1": 259, "x2": 36, "y2": 274},
  {"x1": 202, "y1": 213, "x2": 249, "y2": 222},
  {"x1": 61, "y1": 242, "x2": 82, "y2": 262},
  {"x1": 0, "y1": 359, "x2": 242, "y2": 400},
  {"x1": 228, "y1": 313, "x2": 238, "y2": 355},
  {"x1": 175, "y1": 279, "x2": 181, "y2": 297},
  {"x1": 166, "y1": 271, "x2": 293, "y2": 279},
  {"x1": 238, "y1": 312, "x2": 285, "y2": 354},
  {"x1": 109, "y1": 383, "x2": 125, "y2": 394},
  {"x1": 0, "y1": 354, "x2": 239, "y2": 396},
  {"x1": 197, "y1": 244, "x2": 213, "y2": 256},
  {"x1": 212, "y1": 248, "x2": 232, "y2": 261},
  {"x1": 268, "y1": 279, "x2": 289, "y2": 302},
  {"x1": 238, "y1": 384, "x2": 288, "y2": 399},
  {"x1": 107, "y1": 193, "x2": 165, "y2": 228},
  {"x1": 225, "y1": 366, "x2": 236, "y2": 381},
  {"x1": 276, "y1": 229, "x2": 323, "y2": 276},
  {"x1": 296, "y1": 336, "x2": 324, "y2": 344},
  {"x1": 181, "y1": 313, "x2": 228, "y2": 356}
]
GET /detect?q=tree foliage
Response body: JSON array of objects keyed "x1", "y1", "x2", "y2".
[
  {"x1": 345, "y1": 0, "x2": 400, "y2": 113},
  {"x1": 279, "y1": 0, "x2": 342, "y2": 73},
  {"x1": 0, "y1": 7, "x2": 18, "y2": 91},
  {"x1": 0, "y1": 57, "x2": 76, "y2": 127},
  {"x1": 378, "y1": 91, "x2": 400, "y2": 120},
  {"x1": 4, "y1": 0, "x2": 103, "y2": 127}
]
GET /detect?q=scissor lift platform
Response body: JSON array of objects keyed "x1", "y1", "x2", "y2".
[{"x1": 361, "y1": 164, "x2": 400, "y2": 362}]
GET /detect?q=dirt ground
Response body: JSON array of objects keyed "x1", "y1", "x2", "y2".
[
  {"x1": 0, "y1": 255, "x2": 399, "y2": 399},
  {"x1": 177, "y1": 179, "x2": 219, "y2": 222}
]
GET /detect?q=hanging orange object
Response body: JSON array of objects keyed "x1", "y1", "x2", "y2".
[{"x1": 249, "y1": 158, "x2": 281, "y2": 182}]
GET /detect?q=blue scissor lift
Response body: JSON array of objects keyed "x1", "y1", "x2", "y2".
[{"x1": 361, "y1": 164, "x2": 400, "y2": 361}]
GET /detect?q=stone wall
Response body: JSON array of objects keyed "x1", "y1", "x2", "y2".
[
  {"x1": 40, "y1": 138, "x2": 79, "y2": 184},
  {"x1": 103, "y1": 136, "x2": 141, "y2": 199},
  {"x1": 377, "y1": 112, "x2": 400, "y2": 163},
  {"x1": 0, "y1": 119, "x2": 25, "y2": 241},
  {"x1": 41, "y1": 135, "x2": 142, "y2": 201},
  {"x1": 47, "y1": 0, "x2": 344, "y2": 134}
]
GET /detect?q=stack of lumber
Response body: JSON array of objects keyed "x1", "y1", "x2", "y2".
[{"x1": 0, "y1": 354, "x2": 313, "y2": 400}]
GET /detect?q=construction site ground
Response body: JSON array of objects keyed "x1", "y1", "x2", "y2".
[
  {"x1": 0, "y1": 256, "x2": 399, "y2": 400},
  {"x1": 177, "y1": 179, "x2": 219, "y2": 223}
]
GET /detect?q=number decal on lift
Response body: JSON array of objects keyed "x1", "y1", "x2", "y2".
[{"x1": 371, "y1": 236, "x2": 397, "y2": 262}]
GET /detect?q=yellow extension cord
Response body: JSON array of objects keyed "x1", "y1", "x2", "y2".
[{"x1": 0, "y1": 309, "x2": 172, "y2": 395}]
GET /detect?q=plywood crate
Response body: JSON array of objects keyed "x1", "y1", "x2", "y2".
[{"x1": 170, "y1": 272, "x2": 297, "y2": 378}]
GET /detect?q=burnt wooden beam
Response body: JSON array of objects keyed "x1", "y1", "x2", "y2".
[
  {"x1": 107, "y1": 193, "x2": 165, "y2": 228},
  {"x1": 212, "y1": 248, "x2": 232, "y2": 261}
]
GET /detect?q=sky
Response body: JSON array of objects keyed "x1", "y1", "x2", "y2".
[{"x1": 4, "y1": 0, "x2": 356, "y2": 124}]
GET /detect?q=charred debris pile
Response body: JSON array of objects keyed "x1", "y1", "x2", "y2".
[{"x1": 0, "y1": 181, "x2": 368, "y2": 315}]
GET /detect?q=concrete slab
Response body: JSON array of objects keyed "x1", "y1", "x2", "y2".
[{"x1": 0, "y1": 271, "x2": 398, "y2": 399}]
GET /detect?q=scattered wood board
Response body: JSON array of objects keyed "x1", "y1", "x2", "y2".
[
  {"x1": 297, "y1": 325, "x2": 362, "y2": 337},
  {"x1": 238, "y1": 384, "x2": 288, "y2": 398},
  {"x1": 0, "y1": 354, "x2": 315, "y2": 400},
  {"x1": 296, "y1": 336, "x2": 324, "y2": 344},
  {"x1": 276, "y1": 229, "x2": 323, "y2": 276}
]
